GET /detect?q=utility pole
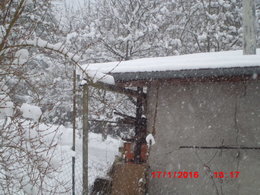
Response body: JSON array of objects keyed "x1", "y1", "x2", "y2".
[
  {"x1": 82, "y1": 84, "x2": 88, "y2": 195},
  {"x1": 243, "y1": 0, "x2": 256, "y2": 55}
]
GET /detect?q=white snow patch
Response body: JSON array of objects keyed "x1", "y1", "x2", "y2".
[
  {"x1": 252, "y1": 73, "x2": 258, "y2": 79},
  {"x1": 139, "y1": 178, "x2": 144, "y2": 183},
  {"x1": 20, "y1": 103, "x2": 42, "y2": 122},
  {"x1": 146, "y1": 133, "x2": 155, "y2": 147},
  {"x1": 47, "y1": 124, "x2": 121, "y2": 191},
  {"x1": 14, "y1": 49, "x2": 29, "y2": 64},
  {"x1": 80, "y1": 79, "x2": 88, "y2": 86},
  {"x1": 66, "y1": 32, "x2": 78, "y2": 42},
  {"x1": 87, "y1": 70, "x2": 115, "y2": 85}
]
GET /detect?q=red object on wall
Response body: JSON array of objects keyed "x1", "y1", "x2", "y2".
[
  {"x1": 140, "y1": 144, "x2": 148, "y2": 162},
  {"x1": 123, "y1": 142, "x2": 148, "y2": 163},
  {"x1": 124, "y1": 142, "x2": 135, "y2": 162}
]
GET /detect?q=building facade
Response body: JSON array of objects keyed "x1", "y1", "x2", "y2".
[{"x1": 147, "y1": 79, "x2": 260, "y2": 195}]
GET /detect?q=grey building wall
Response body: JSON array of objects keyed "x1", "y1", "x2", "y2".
[{"x1": 146, "y1": 80, "x2": 260, "y2": 195}]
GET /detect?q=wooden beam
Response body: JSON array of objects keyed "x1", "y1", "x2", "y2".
[{"x1": 90, "y1": 81, "x2": 147, "y2": 100}]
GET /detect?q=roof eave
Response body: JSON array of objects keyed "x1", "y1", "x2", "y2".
[{"x1": 111, "y1": 66, "x2": 260, "y2": 84}]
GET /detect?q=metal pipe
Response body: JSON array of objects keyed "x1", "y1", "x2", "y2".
[{"x1": 243, "y1": 0, "x2": 257, "y2": 55}]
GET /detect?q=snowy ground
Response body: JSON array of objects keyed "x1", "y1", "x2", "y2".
[
  {"x1": 1, "y1": 96, "x2": 121, "y2": 194},
  {"x1": 52, "y1": 125, "x2": 121, "y2": 194}
]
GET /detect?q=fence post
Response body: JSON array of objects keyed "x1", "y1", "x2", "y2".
[
  {"x1": 82, "y1": 84, "x2": 88, "y2": 194},
  {"x1": 72, "y1": 69, "x2": 76, "y2": 195}
]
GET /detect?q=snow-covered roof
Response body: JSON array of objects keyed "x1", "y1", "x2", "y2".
[{"x1": 82, "y1": 49, "x2": 260, "y2": 83}]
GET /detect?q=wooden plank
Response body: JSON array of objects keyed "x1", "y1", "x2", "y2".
[{"x1": 91, "y1": 82, "x2": 146, "y2": 100}]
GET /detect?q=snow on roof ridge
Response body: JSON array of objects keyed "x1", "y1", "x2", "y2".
[{"x1": 82, "y1": 49, "x2": 260, "y2": 74}]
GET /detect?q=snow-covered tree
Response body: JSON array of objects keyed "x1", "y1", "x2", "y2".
[
  {"x1": 85, "y1": 0, "x2": 260, "y2": 58},
  {"x1": 57, "y1": 0, "x2": 260, "y2": 138},
  {"x1": 0, "y1": 0, "x2": 79, "y2": 193}
]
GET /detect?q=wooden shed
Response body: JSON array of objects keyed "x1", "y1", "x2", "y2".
[{"x1": 82, "y1": 49, "x2": 260, "y2": 194}]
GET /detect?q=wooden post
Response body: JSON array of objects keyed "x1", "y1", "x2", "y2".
[
  {"x1": 135, "y1": 87, "x2": 143, "y2": 136},
  {"x1": 82, "y1": 84, "x2": 88, "y2": 195},
  {"x1": 134, "y1": 87, "x2": 145, "y2": 163},
  {"x1": 243, "y1": 0, "x2": 256, "y2": 55},
  {"x1": 72, "y1": 69, "x2": 76, "y2": 195}
]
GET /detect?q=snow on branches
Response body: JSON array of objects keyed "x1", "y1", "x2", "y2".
[{"x1": 22, "y1": 38, "x2": 115, "y2": 85}]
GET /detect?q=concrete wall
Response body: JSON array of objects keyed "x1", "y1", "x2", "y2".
[{"x1": 147, "y1": 80, "x2": 260, "y2": 195}]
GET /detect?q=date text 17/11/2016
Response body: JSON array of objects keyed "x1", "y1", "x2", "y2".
[{"x1": 151, "y1": 171, "x2": 240, "y2": 179}]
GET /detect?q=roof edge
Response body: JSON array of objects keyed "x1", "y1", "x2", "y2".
[{"x1": 111, "y1": 66, "x2": 260, "y2": 83}]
